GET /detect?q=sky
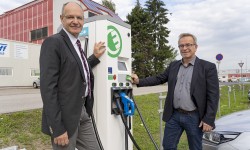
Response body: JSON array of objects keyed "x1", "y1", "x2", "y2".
[{"x1": 1, "y1": 0, "x2": 250, "y2": 70}]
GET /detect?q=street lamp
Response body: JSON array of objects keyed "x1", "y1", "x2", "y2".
[{"x1": 238, "y1": 61, "x2": 244, "y2": 82}]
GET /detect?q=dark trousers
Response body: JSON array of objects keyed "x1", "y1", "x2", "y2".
[{"x1": 162, "y1": 110, "x2": 203, "y2": 150}]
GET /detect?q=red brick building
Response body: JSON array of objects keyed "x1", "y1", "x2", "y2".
[
  {"x1": 0, "y1": 0, "x2": 121, "y2": 44},
  {"x1": 0, "y1": 0, "x2": 53, "y2": 44}
]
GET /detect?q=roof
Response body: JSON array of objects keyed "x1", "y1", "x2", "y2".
[
  {"x1": 0, "y1": 0, "x2": 40, "y2": 17},
  {"x1": 80, "y1": 0, "x2": 122, "y2": 21},
  {"x1": 0, "y1": 0, "x2": 123, "y2": 21}
]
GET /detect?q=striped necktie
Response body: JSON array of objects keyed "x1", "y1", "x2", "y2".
[{"x1": 76, "y1": 40, "x2": 91, "y2": 97}]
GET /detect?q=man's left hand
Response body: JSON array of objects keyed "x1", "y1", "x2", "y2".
[
  {"x1": 199, "y1": 121, "x2": 213, "y2": 132},
  {"x1": 93, "y1": 41, "x2": 106, "y2": 58}
]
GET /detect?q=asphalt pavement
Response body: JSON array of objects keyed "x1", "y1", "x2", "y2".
[{"x1": 0, "y1": 85, "x2": 167, "y2": 114}]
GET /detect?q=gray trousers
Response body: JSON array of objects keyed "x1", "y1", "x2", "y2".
[{"x1": 52, "y1": 105, "x2": 100, "y2": 150}]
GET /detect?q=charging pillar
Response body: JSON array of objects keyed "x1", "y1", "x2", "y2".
[{"x1": 80, "y1": 15, "x2": 133, "y2": 150}]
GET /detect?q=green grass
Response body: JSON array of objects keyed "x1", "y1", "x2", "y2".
[
  {"x1": 0, "y1": 84, "x2": 250, "y2": 149},
  {"x1": 0, "y1": 110, "x2": 50, "y2": 149},
  {"x1": 133, "y1": 93, "x2": 189, "y2": 150}
]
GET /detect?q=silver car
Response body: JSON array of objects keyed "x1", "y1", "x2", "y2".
[
  {"x1": 33, "y1": 78, "x2": 40, "y2": 88},
  {"x1": 202, "y1": 109, "x2": 250, "y2": 150}
]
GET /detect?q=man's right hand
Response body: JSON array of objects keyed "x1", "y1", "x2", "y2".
[
  {"x1": 131, "y1": 73, "x2": 139, "y2": 84},
  {"x1": 54, "y1": 132, "x2": 69, "y2": 146}
]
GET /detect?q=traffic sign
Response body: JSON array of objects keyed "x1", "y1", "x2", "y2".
[
  {"x1": 216, "y1": 54, "x2": 223, "y2": 61},
  {"x1": 238, "y1": 62, "x2": 244, "y2": 68}
]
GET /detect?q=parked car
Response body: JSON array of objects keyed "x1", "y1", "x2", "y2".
[
  {"x1": 229, "y1": 77, "x2": 238, "y2": 82},
  {"x1": 33, "y1": 78, "x2": 40, "y2": 88},
  {"x1": 218, "y1": 76, "x2": 228, "y2": 82},
  {"x1": 202, "y1": 109, "x2": 250, "y2": 150}
]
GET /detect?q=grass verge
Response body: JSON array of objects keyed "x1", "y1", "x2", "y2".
[{"x1": 0, "y1": 84, "x2": 249, "y2": 149}]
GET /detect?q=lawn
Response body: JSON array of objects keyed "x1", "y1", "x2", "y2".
[{"x1": 0, "y1": 83, "x2": 249, "y2": 149}]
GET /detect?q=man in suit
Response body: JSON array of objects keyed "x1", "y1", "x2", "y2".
[
  {"x1": 131, "y1": 33, "x2": 219, "y2": 150},
  {"x1": 40, "y1": 2, "x2": 105, "y2": 150}
]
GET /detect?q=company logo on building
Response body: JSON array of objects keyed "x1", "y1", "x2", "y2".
[
  {"x1": 107, "y1": 25, "x2": 122, "y2": 58},
  {"x1": 0, "y1": 43, "x2": 7, "y2": 55}
]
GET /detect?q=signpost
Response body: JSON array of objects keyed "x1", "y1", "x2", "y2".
[
  {"x1": 238, "y1": 61, "x2": 244, "y2": 82},
  {"x1": 216, "y1": 54, "x2": 223, "y2": 117},
  {"x1": 216, "y1": 54, "x2": 223, "y2": 74}
]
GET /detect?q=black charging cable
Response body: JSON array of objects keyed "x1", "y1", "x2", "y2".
[
  {"x1": 90, "y1": 112, "x2": 104, "y2": 150},
  {"x1": 131, "y1": 93, "x2": 160, "y2": 150},
  {"x1": 114, "y1": 93, "x2": 141, "y2": 150}
]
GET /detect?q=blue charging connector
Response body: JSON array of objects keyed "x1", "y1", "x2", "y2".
[{"x1": 119, "y1": 92, "x2": 135, "y2": 116}]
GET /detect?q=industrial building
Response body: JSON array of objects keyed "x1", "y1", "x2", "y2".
[{"x1": 0, "y1": 0, "x2": 121, "y2": 86}]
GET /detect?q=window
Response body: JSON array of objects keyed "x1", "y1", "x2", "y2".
[
  {"x1": 118, "y1": 61, "x2": 127, "y2": 71},
  {"x1": 88, "y1": 12, "x2": 96, "y2": 17},
  {"x1": 0, "y1": 68, "x2": 12, "y2": 76},
  {"x1": 31, "y1": 68, "x2": 40, "y2": 76},
  {"x1": 30, "y1": 27, "x2": 48, "y2": 41}
]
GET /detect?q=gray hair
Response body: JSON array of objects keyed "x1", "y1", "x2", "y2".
[
  {"x1": 61, "y1": 2, "x2": 83, "y2": 16},
  {"x1": 178, "y1": 33, "x2": 197, "y2": 44}
]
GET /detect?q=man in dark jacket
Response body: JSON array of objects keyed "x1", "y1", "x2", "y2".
[
  {"x1": 40, "y1": 2, "x2": 105, "y2": 150},
  {"x1": 132, "y1": 33, "x2": 219, "y2": 150}
]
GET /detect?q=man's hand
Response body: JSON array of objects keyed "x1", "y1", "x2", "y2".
[
  {"x1": 131, "y1": 73, "x2": 139, "y2": 84},
  {"x1": 54, "y1": 132, "x2": 69, "y2": 146},
  {"x1": 93, "y1": 41, "x2": 106, "y2": 58},
  {"x1": 199, "y1": 121, "x2": 213, "y2": 132}
]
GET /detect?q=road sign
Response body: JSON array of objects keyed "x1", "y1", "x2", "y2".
[
  {"x1": 239, "y1": 62, "x2": 244, "y2": 68},
  {"x1": 216, "y1": 54, "x2": 223, "y2": 61}
]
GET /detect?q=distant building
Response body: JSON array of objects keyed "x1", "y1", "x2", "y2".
[
  {"x1": 218, "y1": 69, "x2": 250, "y2": 82},
  {"x1": 0, "y1": 0, "x2": 121, "y2": 86}
]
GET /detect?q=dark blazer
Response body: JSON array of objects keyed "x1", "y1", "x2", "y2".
[
  {"x1": 138, "y1": 57, "x2": 219, "y2": 128},
  {"x1": 40, "y1": 29, "x2": 100, "y2": 138}
]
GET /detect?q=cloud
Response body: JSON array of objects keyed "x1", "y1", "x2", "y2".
[
  {"x1": 96, "y1": 0, "x2": 135, "y2": 20},
  {"x1": 2, "y1": 0, "x2": 250, "y2": 70},
  {"x1": 0, "y1": 0, "x2": 33, "y2": 14},
  {"x1": 166, "y1": 0, "x2": 250, "y2": 69}
]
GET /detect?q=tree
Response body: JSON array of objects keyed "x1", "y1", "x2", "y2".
[
  {"x1": 102, "y1": 0, "x2": 116, "y2": 13},
  {"x1": 145, "y1": 0, "x2": 177, "y2": 75},
  {"x1": 126, "y1": 0, "x2": 155, "y2": 78}
]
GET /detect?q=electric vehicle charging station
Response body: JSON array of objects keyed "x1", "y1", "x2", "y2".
[{"x1": 79, "y1": 15, "x2": 133, "y2": 150}]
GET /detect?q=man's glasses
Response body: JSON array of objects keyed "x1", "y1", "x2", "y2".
[
  {"x1": 178, "y1": 43, "x2": 196, "y2": 49},
  {"x1": 63, "y1": 15, "x2": 84, "y2": 21}
]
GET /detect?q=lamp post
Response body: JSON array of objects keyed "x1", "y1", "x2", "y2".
[{"x1": 238, "y1": 61, "x2": 244, "y2": 82}]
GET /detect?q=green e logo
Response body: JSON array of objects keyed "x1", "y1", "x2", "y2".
[{"x1": 107, "y1": 25, "x2": 122, "y2": 58}]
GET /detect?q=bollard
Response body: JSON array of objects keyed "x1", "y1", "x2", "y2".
[
  {"x1": 243, "y1": 84, "x2": 245, "y2": 96},
  {"x1": 233, "y1": 89, "x2": 236, "y2": 103},
  {"x1": 228, "y1": 86, "x2": 231, "y2": 108},
  {"x1": 218, "y1": 87, "x2": 221, "y2": 117},
  {"x1": 158, "y1": 93, "x2": 165, "y2": 150}
]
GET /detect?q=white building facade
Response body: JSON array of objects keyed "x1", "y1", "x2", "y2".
[{"x1": 0, "y1": 38, "x2": 40, "y2": 86}]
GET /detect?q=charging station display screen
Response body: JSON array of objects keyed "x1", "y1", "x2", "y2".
[{"x1": 118, "y1": 62, "x2": 127, "y2": 71}]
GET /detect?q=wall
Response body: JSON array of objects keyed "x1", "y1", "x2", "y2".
[
  {"x1": 0, "y1": 38, "x2": 40, "y2": 86},
  {"x1": 0, "y1": 0, "x2": 53, "y2": 44}
]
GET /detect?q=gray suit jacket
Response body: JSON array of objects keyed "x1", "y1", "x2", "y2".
[
  {"x1": 138, "y1": 57, "x2": 219, "y2": 128},
  {"x1": 40, "y1": 29, "x2": 100, "y2": 138}
]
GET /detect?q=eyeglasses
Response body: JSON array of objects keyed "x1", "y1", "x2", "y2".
[
  {"x1": 178, "y1": 43, "x2": 196, "y2": 49},
  {"x1": 63, "y1": 15, "x2": 84, "y2": 21}
]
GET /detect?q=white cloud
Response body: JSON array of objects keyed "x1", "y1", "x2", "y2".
[
  {"x1": 96, "y1": 0, "x2": 135, "y2": 20},
  {"x1": 1, "y1": 0, "x2": 250, "y2": 70},
  {"x1": 166, "y1": 0, "x2": 250, "y2": 70}
]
